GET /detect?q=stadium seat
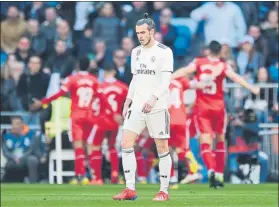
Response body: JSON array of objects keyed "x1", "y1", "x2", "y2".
[{"x1": 48, "y1": 149, "x2": 75, "y2": 184}]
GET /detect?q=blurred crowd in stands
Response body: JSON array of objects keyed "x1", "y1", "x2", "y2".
[{"x1": 0, "y1": 1, "x2": 278, "y2": 183}]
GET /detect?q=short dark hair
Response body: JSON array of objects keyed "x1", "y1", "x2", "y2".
[
  {"x1": 78, "y1": 56, "x2": 90, "y2": 71},
  {"x1": 103, "y1": 62, "x2": 116, "y2": 72},
  {"x1": 208, "y1": 40, "x2": 222, "y2": 55},
  {"x1": 136, "y1": 13, "x2": 155, "y2": 31}
]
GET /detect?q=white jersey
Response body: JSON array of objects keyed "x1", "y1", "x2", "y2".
[{"x1": 130, "y1": 41, "x2": 173, "y2": 112}]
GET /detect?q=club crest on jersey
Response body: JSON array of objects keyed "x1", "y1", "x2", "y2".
[
  {"x1": 151, "y1": 56, "x2": 156, "y2": 63},
  {"x1": 136, "y1": 49, "x2": 141, "y2": 56}
]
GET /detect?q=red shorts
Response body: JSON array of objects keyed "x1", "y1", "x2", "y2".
[
  {"x1": 68, "y1": 111, "x2": 96, "y2": 143},
  {"x1": 169, "y1": 125, "x2": 186, "y2": 149},
  {"x1": 194, "y1": 107, "x2": 227, "y2": 135}
]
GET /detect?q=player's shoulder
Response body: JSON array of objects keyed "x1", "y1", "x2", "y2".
[
  {"x1": 131, "y1": 45, "x2": 142, "y2": 56},
  {"x1": 116, "y1": 80, "x2": 129, "y2": 89},
  {"x1": 157, "y1": 42, "x2": 169, "y2": 50}
]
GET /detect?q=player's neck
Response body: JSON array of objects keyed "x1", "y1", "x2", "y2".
[
  {"x1": 208, "y1": 55, "x2": 220, "y2": 61},
  {"x1": 104, "y1": 73, "x2": 116, "y2": 81},
  {"x1": 143, "y1": 39, "x2": 156, "y2": 49}
]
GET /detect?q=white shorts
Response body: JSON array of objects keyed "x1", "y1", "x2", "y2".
[{"x1": 122, "y1": 109, "x2": 170, "y2": 139}]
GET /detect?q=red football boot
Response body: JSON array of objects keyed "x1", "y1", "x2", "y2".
[
  {"x1": 152, "y1": 191, "x2": 169, "y2": 201},
  {"x1": 112, "y1": 188, "x2": 137, "y2": 201}
]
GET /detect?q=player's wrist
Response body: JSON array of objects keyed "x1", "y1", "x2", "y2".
[{"x1": 151, "y1": 95, "x2": 158, "y2": 101}]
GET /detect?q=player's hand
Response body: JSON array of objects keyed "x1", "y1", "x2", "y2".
[
  {"x1": 114, "y1": 113, "x2": 124, "y2": 125},
  {"x1": 29, "y1": 98, "x2": 43, "y2": 111},
  {"x1": 142, "y1": 96, "x2": 157, "y2": 113},
  {"x1": 251, "y1": 86, "x2": 260, "y2": 95},
  {"x1": 122, "y1": 104, "x2": 129, "y2": 118}
]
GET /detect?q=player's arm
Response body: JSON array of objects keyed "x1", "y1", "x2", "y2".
[
  {"x1": 172, "y1": 60, "x2": 197, "y2": 79},
  {"x1": 142, "y1": 48, "x2": 173, "y2": 113},
  {"x1": 29, "y1": 77, "x2": 70, "y2": 111},
  {"x1": 125, "y1": 75, "x2": 136, "y2": 106},
  {"x1": 188, "y1": 79, "x2": 206, "y2": 90},
  {"x1": 152, "y1": 48, "x2": 174, "y2": 99},
  {"x1": 123, "y1": 49, "x2": 137, "y2": 116},
  {"x1": 225, "y1": 65, "x2": 260, "y2": 95}
]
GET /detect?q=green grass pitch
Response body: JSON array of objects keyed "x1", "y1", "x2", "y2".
[{"x1": 1, "y1": 184, "x2": 278, "y2": 207}]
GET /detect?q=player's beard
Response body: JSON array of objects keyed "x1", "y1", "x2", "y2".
[{"x1": 143, "y1": 35, "x2": 152, "y2": 46}]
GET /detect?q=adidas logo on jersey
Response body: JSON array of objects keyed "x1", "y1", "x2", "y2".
[{"x1": 159, "y1": 131, "x2": 164, "y2": 135}]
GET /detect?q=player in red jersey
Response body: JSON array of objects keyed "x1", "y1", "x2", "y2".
[
  {"x1": 30, "y1": 57, "x2": 112, "y2": 185},
  {"x1": 173, "y1": 41, "x2": 260, "y2": 188},
  {"x1": 87, "y1": 64, "x2": 128, "y2": 184},
  {"x1": 168, "y1": 77, "x2": 202, "y2": 188}
]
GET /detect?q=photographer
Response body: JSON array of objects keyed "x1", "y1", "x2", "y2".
[{"x1": 228, "y1": 109, "x2": 269, "y2": 183}]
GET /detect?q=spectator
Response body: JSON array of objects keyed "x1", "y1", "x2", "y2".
[
  {"x1": 93, "y1": 2, "x2": 123, "y2": 51},
  {"x1": 91, "y1": 39, "x2": 112, "y2": 70},
  {"x1": 169, "y1": 2, "x2": 200, "y2": 18},
  {"x1": 76, "y1": 25, "x2": 94, "y2": 58},
  {"x1": 268, "y1": 62, "x2": 278, "y2": 83},
  {"x1": 236, "y1": 35, "x2": 264, "y2": 79},
  {"x1": 191, "y1": 2, "x2": 246, "y2": 49},
  {"x1": 154, "y1": 32, "x2": 163, "y2": 43},
  {"x1": 56, "y1": 2, "x2": 76, "y2": 28},
  {"x1": 125, "y1": 2, "x2": 147, "y2": 39},
  {"x1": 157, "y1": 8, "x2": 177, "y2": 50},
  {"x1": 261, "y1": 10, "x2": 278, "y2": 66},
  {"x1": 113, "y1": 49, "x2": 132, "y2": 85},
  {"x1": 1, "y1": 5, "x2": 27, "y2": 53},
  {"x1": 17, "y1": 56, "x2": 50, "y2": 112},
  {"x1": 121, "y1": 37, "x2": 135, "y2": 63},
  {"x1": 247, "y1": 67, "x2": 274, "y2": 122},
  {"x1": 24, "y1": 19, "x2": 48, "y2": 60},
  {"x1": 40, "y1": 7, "x2": 60, "y2": 41},
  {"x1": 152, "y1": 1, "x2": 167, "y2": 26},
  {"x1": 1, "y1": 53, "x2": 17, "y2": 80},
  {"x1": 14, "y1": 37, "x2": 33, "y2": 66},
  {"x1": 24, "y1": 1, "x2": 46, "y2": 23},
  {"x1": 2, "y1": 116, "x2": 40, "y2": 183},
  {"x1": 44, "y1": 40, "x2": 75, "y2": 78},
  {"x1": 237, "y1": 2, "x2": 258, "y2": 28},
  {"x1": 220, "y1": 39, "x2": 235, "y2": 62},
  {"x1": 248, "y1": 24, "x2": 268, "y2": 65},
  {"x1": 73, "y1": 2, "x2": 94, "y2": 41},
  {"x1": 53, "y1": 20, "x2": 74, "y2": 53},
  {"x1": 1, "y1": 61, "x2": 24, "y2": 111}
]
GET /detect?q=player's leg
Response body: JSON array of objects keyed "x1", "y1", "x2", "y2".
[
  {"x1": 68, "y1": 119, "x2": 87, "y2": 185},
  {"x1": 112, "y1": 109, "x2": 146, "y2": 201},
  {"x1": 147, "y1": 110, "x2": 171, "y2": 201},
  {"x1": 195, "y1": 112, "x2": 216, "y2": 187},
  {"x1": 214, "y1": 109, "x2": 228, "y2": 187},
  {"x1": 87, "y1": 124, "x2": 105, "y2": 185},
  {"x1": 107, "y1": 130, "x2": 120, "y2": 184}
]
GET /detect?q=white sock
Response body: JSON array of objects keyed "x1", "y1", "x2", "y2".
[
  {"x1": 122, "y1": 148, "x2": 136, "y2": 191},
  {"x1": 158, "y1": 152, "x2": 172, "y2": 194}
]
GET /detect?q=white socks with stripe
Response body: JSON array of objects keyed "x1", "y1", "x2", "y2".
[
  {"x1": 122, "y1": 148, "x2": 136, "y2": 191},
  {"x1": 158, "y1": 151, "x2": 172, "y2": 194}
]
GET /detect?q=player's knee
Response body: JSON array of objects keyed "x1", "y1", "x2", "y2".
[
  {"x1": 154, "y1": 139, "x2": 169, "y2": 154},
  {"x1": 73, "y1": 140, "x2": 83, "y2": 149},
  {"x1": 121, "y1": 130, "x2": 137, "y2": 149},
  {"x1": 200, "y1": 134, "x2": 212, "y2": 144},
  {"x1": 175, "y1": 148, "x2": 184, "y2": 154},
  {"x1": 216, "y1": 134, "x2": 225, "y2": 142},
  {"x1": 87, "y1": 144, "x2": 101, "y2": 154}
]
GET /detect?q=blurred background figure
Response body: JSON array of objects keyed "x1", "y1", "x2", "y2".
[{"x1": 2, "y1": 116, "x2": 41, "y2": 183}]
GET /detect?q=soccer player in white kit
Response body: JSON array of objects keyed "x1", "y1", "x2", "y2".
[{"x1": 112, "y1": 13, "x2": 173, "y2": 201}]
